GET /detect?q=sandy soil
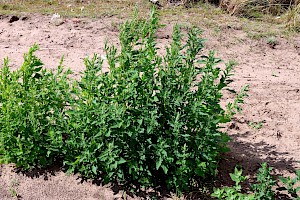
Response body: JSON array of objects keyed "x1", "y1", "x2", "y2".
[{"x1": 1, "y1": 13, "x2": 300, "y2": 199}]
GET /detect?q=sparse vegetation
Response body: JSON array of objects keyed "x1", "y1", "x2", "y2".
[
  {"x1": 267, "y1": 36, "x2": 279, "y2": 46},
  {"x1": 213, "y1": 163, "x2": 300, "y2": 199},
  {"x1": 248, "y1": 121, "x2": 264, "y2": 129},
  {"x1": 285, "y1": 3, "x2": 300, "y2": 31},
  {"x1": 0, "y1": 0, "x2": 300, "y2": 35},
  {"x1": 8, "y1": 188, "x2": 17, "y2": 198},
  {"x1": 8, "y1": 179, "x2": 19, "y2": 198},
  {"x1": 277, "y1": 170, "x2": 300, "y2": 198}
]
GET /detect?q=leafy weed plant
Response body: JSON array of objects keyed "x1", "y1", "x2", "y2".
[
  {"x1": 248, "y1": 121, "x2": 263, "y2": 129},
  {"x1": 0, "y1": 8, "x2": 248, "y2": 194},
  {"x1": 0, "y1": 45, "x2": 72, "y2": 169},
  {"x1": 277, "y1": 170, "x2": 300, "y2": 199},
  {"x1": 212, "y1": 163, "x2": 276, "y2": 200},
  {"x1": 212, "y1": 167, "x2": 255, "y2": 200},
  {"x1": 63, "y1": 8, "x2": 248, "y2": 193},
  {"x1": 251, "y1": 163, "x2": 276, "y2": 200},
  {"x1": 212, "y1": 162, "x2": 300, "y2": 200}
]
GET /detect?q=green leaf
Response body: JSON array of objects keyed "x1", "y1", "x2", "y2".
[
  {"x1": 156, "y1": 157, "x2": 163, "y2": 170},
  {"x1": 118, "y1": 158, "x2": 126, "y2": 164},
  {"x1": 161, "y1": 165, "x2": 168, "y2": 174},
  {"x1": 279, "y1": 177, "x2": 288, "y2": 184},
  {"x1": 137, "y1": 119, "x2": 143, "y2": 125},
  {"x1": 0, "y1": 7, "x2": 247, "y2": 194},
  {"x1": 92, "y1": 166, "x2": 97, "y2": 175}
]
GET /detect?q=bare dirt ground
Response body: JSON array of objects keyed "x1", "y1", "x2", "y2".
[{"x1": 1, "y1": 13, "x2": 300, "y2": 199}]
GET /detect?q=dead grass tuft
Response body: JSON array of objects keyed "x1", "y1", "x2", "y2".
[
  {"x1": 285, "y1": 2, "x2": 300, "y2": 31},
  {"x1": 175, "y1": 0, "x2": 300, "y2": 17},
  {"x1": 219, "y1": 0, "x2": 297, "y2": 17}
]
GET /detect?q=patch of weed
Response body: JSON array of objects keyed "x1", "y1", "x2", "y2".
[
  {"x1": 248, "y1": 121, "x2": 263, "y2": 129},
  {"x1": 0, "y1": 8, "x2": 248, "y2": 195}
]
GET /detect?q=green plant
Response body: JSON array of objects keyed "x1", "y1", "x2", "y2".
[
  {"x1": 63, "y1": 7, "x2": 247, "y2": 193},
  {"x1": 248, "y1": 121, "x2": 263, "y2": 129},
  {"x1": 277, "y1": 170, "x2": 300, "y2": 199},
  {"x1": 0, "y1": 7, "x2": 247, "y2": 194},
  {"x1": 212, "y1": 167, "x2": 255, "y2": 200},
  {"x1": 8, "y1": 178, "x2": 19, "y2": 198},
  {"x1": 266, "y1": 36, "x2": 279, "y2": 47},
  {"x1": 251, "y1": 163, "x2": 276, "y2": 200},
  {"x1": 212, "y1": 163, "x2": 276, "y2": 200},
  {"x1": 9, "y1": 188, "x2": 17, "y2": 198},
  {"x1": 0, "y1": 45, "x2": 72, "y2": 169}
]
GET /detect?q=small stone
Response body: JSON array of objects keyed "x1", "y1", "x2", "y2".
[
  {"x1": 21, "y1": 16, "x2": 28, "y2": 21},
  {"x1": 8, "y1": 16, "x2": 19, "y2": 23}
]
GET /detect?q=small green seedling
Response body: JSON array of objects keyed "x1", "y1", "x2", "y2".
[
  {"x1": 212, "y1": 167, "x2": 255, "y2": 200},
  {"x1": 248, "y1": 121, "x2": 263, "y2": 129},
  {"x1": 266, "y1": 36, "x2": 279, "y2": 48},
  {"x1": 212, "y1": 163, "x2": 276, "y2": 200},
  {"x1": 251, "y1": 163, "x2": 276, "y2": 200},
  {"x1": 9, "y1": 179, "x2": 19, "y2": 198},
  {"x1": 277, "y1": 170, "x2": 300, "y2": 198}
]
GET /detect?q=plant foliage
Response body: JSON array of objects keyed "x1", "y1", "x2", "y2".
[
  {"x1": 213, "y1": 163, "x2": 300, "y2": 200},
  {"x1": 0, "y1": 8, "x2": 247, "y2": 193},
  {"x1": 0, "y1": 45, "x2": 71, "y2": 169}
]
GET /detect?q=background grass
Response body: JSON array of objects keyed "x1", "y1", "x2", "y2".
[{"x1": 0, "y1": 0, "x2": 298, "y2": 38}]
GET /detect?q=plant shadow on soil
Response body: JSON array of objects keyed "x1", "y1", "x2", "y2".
[
  {"x1": 13, "y1": 162, "x2": 172, "y2": 199},
  {"x1": 15, "y1": 160, "x2": 63, "y2": 181},
  {"x1": 78, "y1": 174, "x2": 175, "y2": 199}
]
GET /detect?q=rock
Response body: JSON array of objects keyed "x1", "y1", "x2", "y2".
[
  {"x1": 21, "y1": 16, "x2": 28, "y2": 21},
  {"x1": 8, "y1": 16, "x2": 19, "y2": 23}
]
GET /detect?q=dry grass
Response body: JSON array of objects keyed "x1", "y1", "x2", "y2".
[
  {"x1": 172, "y1": 0, "x2": 300, "y2": 17},
  {"x1": 160, "y1": 0, "x2": 300, "y2": 31},
  {"x1": 0, "y1": 0, "x2": 149, "y2": 18},
  {"x1": 284, "y1": 2, "x2": 300, "y2": 31},
  {"x1": 218, "y1": 0, "x2": 293, "y2": 16},
  {"x1": 0, "y1": 0, "x2": 297, "y2": 37}
]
